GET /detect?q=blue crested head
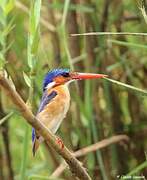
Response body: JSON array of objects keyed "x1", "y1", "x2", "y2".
[{"x1": 43, "y1": 68, "x2": 70, "y2": 91}]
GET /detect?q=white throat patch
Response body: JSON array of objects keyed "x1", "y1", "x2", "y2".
[{"x1": 45, "y1": 81, "x2": 56, "y2": 90}]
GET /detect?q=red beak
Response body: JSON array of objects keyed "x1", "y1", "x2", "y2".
[{"x1": 71, "y1": 72, "x2": 108, "y2": 80}]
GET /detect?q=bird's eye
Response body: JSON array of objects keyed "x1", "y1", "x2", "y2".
[{"x1": 62, "y1": 72, "x2": 69, "y2": 77}]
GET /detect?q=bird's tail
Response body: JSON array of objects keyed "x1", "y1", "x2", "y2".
[{"x1": 32, "y1": 138, "x2": 40, "y2": 156}]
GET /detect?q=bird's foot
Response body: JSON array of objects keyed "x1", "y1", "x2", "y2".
[{"x1": 56, "y1": 136, "x2": 64, "y2": 149}]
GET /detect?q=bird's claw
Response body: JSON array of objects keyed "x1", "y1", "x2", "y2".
[{"x1": 56, "y1": 136, "x2": 64, "y2": 149}]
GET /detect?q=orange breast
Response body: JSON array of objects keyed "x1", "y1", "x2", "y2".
[{"x1": 37, "y1": 85, "x2": 70, "y2": 133}]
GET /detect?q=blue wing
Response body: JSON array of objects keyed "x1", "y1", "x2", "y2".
[
  {"x1": 32, "y1": 90, "x2": 57, "y2": 143},
  {"x1": 32, "y1": 128, "x2": 36, "y2": 142},
  {"x1": 37, "y1": 90, "x2": 57, "y2": 113}
]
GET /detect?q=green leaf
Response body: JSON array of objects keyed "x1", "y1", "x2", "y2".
[
  {"x1": 3, "y1": 17, "x2": 15, "y2": 37},
  {"x1": 4, "y1": 0, "x2": 14, "y2": 15},
  {"x1": 28, "y1": 175, "x2": 64, "y2": 180},
  {"x1": 28, "y1": 0, "x2": 41, "y2": 68},
  {"x1": 108, "y1": 39, "x2": 147, "y2": 49},
  {"x1": 34, "y1": 0, "x2": 41, "y2": 27},
  {"x1": 0, "y1": 54, "x2": 5, "y2": 70},
  {"x1": 30, "y1": 7, "x2": 35, "y2": 34},
  {"x1": 23, "y1": 72, "x2": 31, "y2": 87},
  {"x1": 48, "y1": 3, "x2": 94, "y2": 13},
  {"x1": 0, "y1": 111, "x2": 14, "y2": 126},
  {"x1": 126, "y1": 160, "x2": 147, "y2": 176},
  {"x1": 3, "y1": 40, "x2": 14, "y2": 54},
  {"x1": 20, "y1": 124, "x2": 30, "y2": 180},
  {"x1": 31, "y1": 28, "x2": 40, "y2": 54},
  {"x1": 61, "y1": 0, "x2": 70, "y2": 26},
  {"x1": 30, "y1": 0, "x2": 41, "y2": 34},
  {"x1": 0, "y1": 1, "x2": 6, "y2": 9},
  {"x1": 27, "y1": 35, "x2": 33, "y2": 69},
  {"x1": 81, "y1": 113, "x2": 89, "y2": 127}
]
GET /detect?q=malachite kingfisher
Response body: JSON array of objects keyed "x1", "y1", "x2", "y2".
[{"x1": 32, "y1": 68, "x2": 107, "y2": 156}]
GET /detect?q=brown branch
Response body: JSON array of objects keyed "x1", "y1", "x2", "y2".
[
  {"x1": 74, "y1": 134, "x2": 129, "y2": 157},
  {"x1": 0, "y1": 72, "x2": 91, "y2": 180},
  {"x1": 51, "y1": 134, "x2": 129, "y2": 177}
]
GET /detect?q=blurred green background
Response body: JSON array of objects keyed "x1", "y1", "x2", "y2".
[{"x1": 0, "y1": 0, "x2": 147, "y2": 180}]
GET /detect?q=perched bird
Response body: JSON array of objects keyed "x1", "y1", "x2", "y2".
[{"x1": 32, "y1": 68, "x2": 107, "y2": 156}]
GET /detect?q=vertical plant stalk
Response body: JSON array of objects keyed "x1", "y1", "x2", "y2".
[
  {"x1": 1, "y1": 121, "x2": 14, "y2": 180},
  {"x1": 48, "y1": 0, "x2": 61, "y2": 66},
  {"x1": 20, "y1": 124, "x2": 29, "y2": 180},
  {"x1": 80, "y1": 0, "x2": 97, "y2": 68},
  {"x1": 100, "y1": 0, "x2": 111, "y2": 31},
  {"x1": 44, "y1": 0, "x2": 63, "y2": 169},
  {"x1": 0, "y1": 2, "x2": 14, "y2": 180},
  {"x1": 66, "y1": 0, "x2": 80, "y2": 60},
  {"x1": 20, "y1": 0, "x2": 41, "y2": 179},
  {"x1": 0, "y1": 142, "x2": 4, "y2": 180},
  {"x1": 15, "y1": 1, "x2": 55, "y2": 32},
  {"x1": 61, "y1": 0, "x2": 74, "y2": 70},
  {"x1": 112, "y1": 1, "x2": 132, "y2": 173},
  {"x1": 99, "y1": 0, "x2": 113, "y2": 177},
  {"x1": 0, "y1": 103, "x2": 14, "y2": 180},
  {"x1": 80, "y1": 0, "x2": 108, "y2": 179},
  {"x1": 66, "y1": 0, "x2": 85, "y2": 148}
]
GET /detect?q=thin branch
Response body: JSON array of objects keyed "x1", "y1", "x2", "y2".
[
  {"x1": 104, "y1": 77, "x2": 147, "y2": 96},
  {"x1": 0, "y1": 112, "x2": 14, "y2": 126},
  {"x1": 74, "y1": 135, "x2": 129, "y2": 157},
  {"x1": 0, "y1": 72, "x2": 91, "y2": 180},
  {"x1": 51, "y1": 135, "x2": 129, "y2": 177},
  {"x1": 51, "y1": 163, "x2": 67, "y2": 178},
  {"x1": 71, "y1": 32, "x2": 147, "y2": 36}
]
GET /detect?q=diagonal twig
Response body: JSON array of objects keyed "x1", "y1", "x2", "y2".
[
  {"x1": 0, "y1": 112, "x2": 14, "y2": 126},
  {"x1": 71, "y1": 32, "x2": 147, "y2": 36},
  {"x1": 51, "y1": 134, "x2": 129, "y2": 177}
]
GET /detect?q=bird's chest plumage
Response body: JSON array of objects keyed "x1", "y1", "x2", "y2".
[{"x1": 37, "y1": 85, "x2": 70, "y2": 133}]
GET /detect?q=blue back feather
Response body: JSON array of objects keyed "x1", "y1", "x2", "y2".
[
  {"x1": 38, "y1": 90, "x2": 57, "y2": 113},
  {"x1": 32, "y1": 128, "x2": 36, "y2": 142},
  {"x1": 32, "y1": 90, "x2": 57, "y2": 142}
]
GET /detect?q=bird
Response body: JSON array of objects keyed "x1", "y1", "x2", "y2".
[{"x1": 32, "y1": 68, "x2": 107, "y2": 156}]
